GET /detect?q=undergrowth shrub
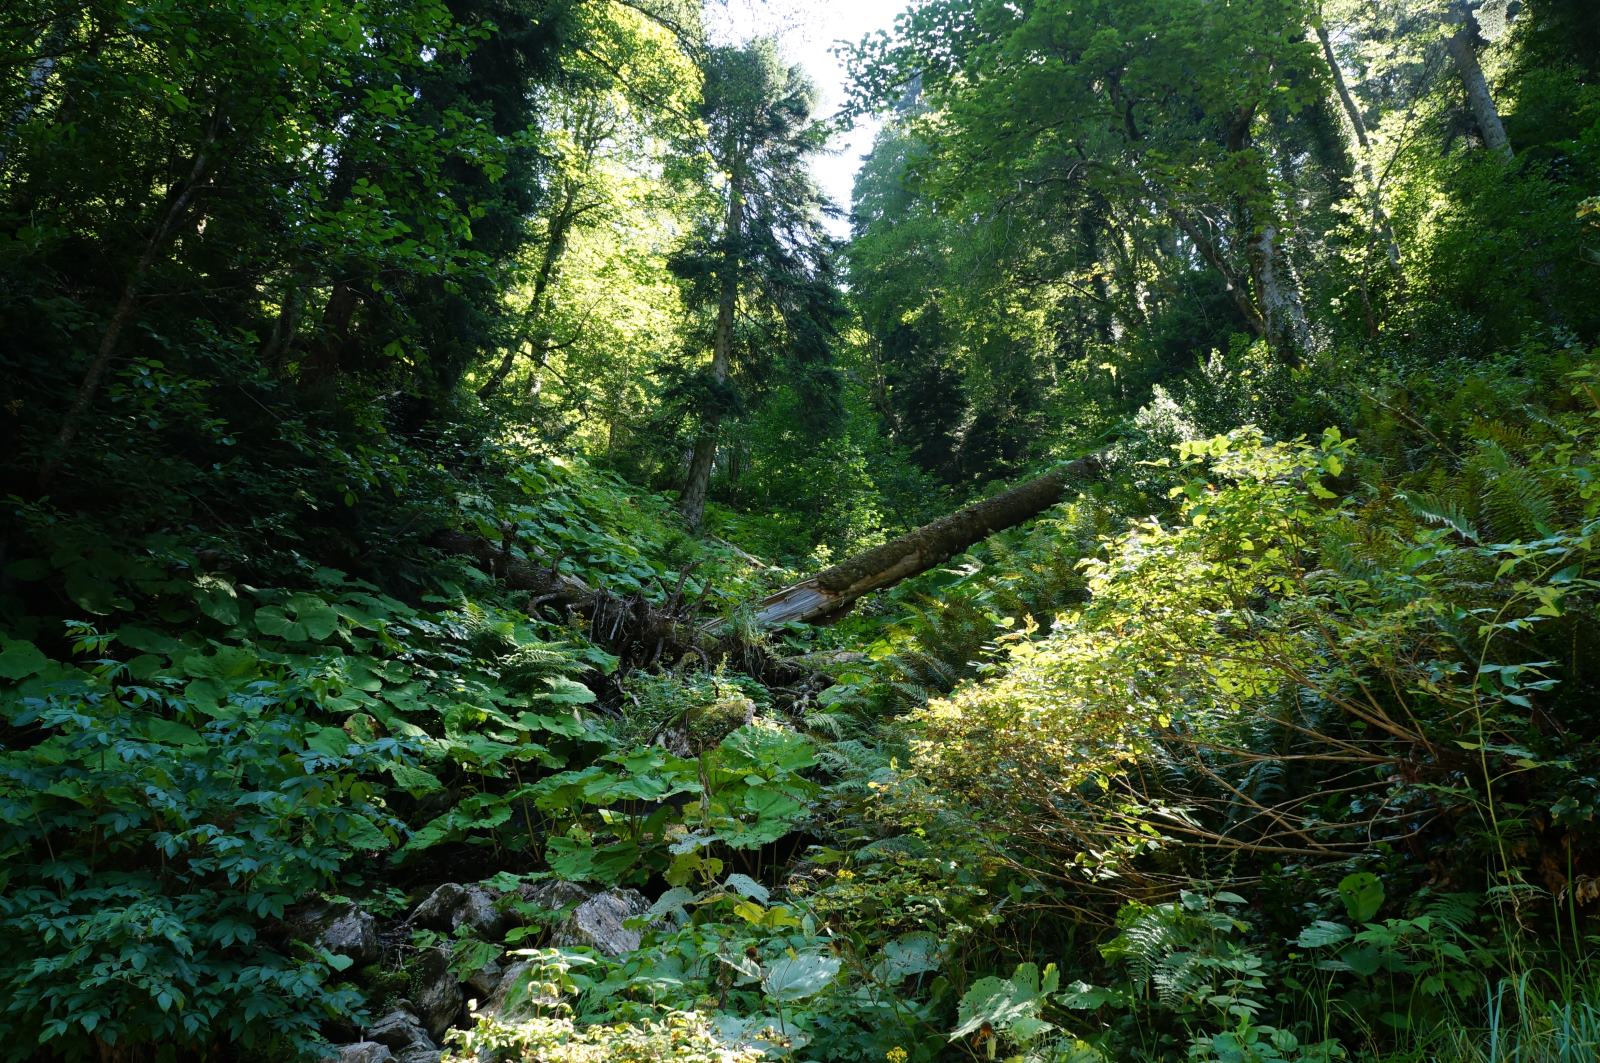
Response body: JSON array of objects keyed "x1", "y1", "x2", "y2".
[
  {"x1": 881, "y1": 360, "x2": 1600, "y2": 1056},
  {"x1": 0, "y1": 468, "x2": 650, "y2": 1058}
]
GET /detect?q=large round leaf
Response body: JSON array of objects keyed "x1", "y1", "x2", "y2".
[{"x1": 761, "y1": 952, "x2": 841, "y2": 1002}]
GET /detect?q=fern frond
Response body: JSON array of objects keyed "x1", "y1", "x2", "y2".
[{"x1": 1399, "y1": 490, "x2": 1481, "y2": 542}]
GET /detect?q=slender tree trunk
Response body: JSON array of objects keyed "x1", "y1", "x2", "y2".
[
  {"x1": 1134, "y1": 126, "x2": 1279, "y2": 346},
  {"x1": 303, "y1": 278, "x2": 359, "y2": 383},
  {"x1": 1168, "y1": 208, "x2": 1268, "y2": 338},
  {"x1": 1223, "y1": 107, "x2": 1312, "y2": 365},
  {"x1": 1140, "y1": 171, "x2": 1267, "y2": 339},
  {"x1": 679, "y1": 176, "x2": 744, "y2": 531},
  {"x1": 679, "y1": 425, "x2": 718, "y2": 532},
  {"x1": 1445, "y1": 1, "x2": 1513, "y2": 159},
  {"x1": 1249, "y1": 224, "x2": 1314, "y2": 365},
  {"x1": 1, "y1": 14, "x2": 74, "y2": 169},
  {"x1": 260, "y1": 281, "x2": 305, "y2": 371},
  {"x1": 480, "y1": 183, "x2": 583, "y2": 400},
  {"x1": 1313, "y1": 15, "x2": 1405, "y2": 286},
  {"x1": 480, "y1": 337, "x2": 524, "y2": 402},
  {"x1": 750, "y1": 452, "x2": 1104, "y2": 626},
  {"x1": 300, "y1": 138, "x2": 364, "y2": 384},
  {"x1": 37, "y1": 115, "x2": 218, "y2": 490}
]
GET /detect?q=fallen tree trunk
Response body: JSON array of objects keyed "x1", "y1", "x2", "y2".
[
  {"x1": 433, "y1": 529, "x2": 821, "y2": 690},
  {"x1": 436, "y1": 451, "x2": 1103, "y2": 685},
  {"x1": 749, "y1": 453, "x2": 1104, "y2": 627}
]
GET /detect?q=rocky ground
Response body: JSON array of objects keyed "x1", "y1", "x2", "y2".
[{"x1": 301, "y1": 880, "x2": 652, "y2": 1062}]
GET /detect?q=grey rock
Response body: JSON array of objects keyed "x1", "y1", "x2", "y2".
[
  {"x1": 411, "y1": 882, "x2": 510, "y2": 941},
  {"x1": 519, "y1": 882, "x2": 651, "y2": 957},
  {"x1": 557, "y1": 889, "x2": 651, "y2": 956},
  {"x1": 330, "y1": 1043, "x2": 394, "y2": 1063},
  {"x1": 519, "y1": 880, "x2": 590, "y2": 911},
  {"x1": 482, "y1": 959, "x2": 558, "y2": 1019},
  {"x1": 463, "y1": 956, "x2": 503, "y2": 1004},
  {"x1": 394, "y1": 1049, "x2": 441, "y2": 1063},
  {"x1": 365, "y1": 1009, "x2": 435, "y2": 1056},
  {"x1": 288, "y1": 902, "x2": 380, "y2": 967},
  {"x1": 413, "y1": 946, "x2": 464, "y2": 1042}
]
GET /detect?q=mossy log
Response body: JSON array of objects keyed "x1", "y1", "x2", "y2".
[{"x1": 749, "y1": 453, "x2": 1103, "y2": 626}]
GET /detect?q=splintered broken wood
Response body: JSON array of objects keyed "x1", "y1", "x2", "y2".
[{"x1": 750, "y1": 453, "x2": 1103, "y2": 627}]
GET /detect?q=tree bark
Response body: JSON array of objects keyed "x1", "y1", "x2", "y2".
[
  {"x1": 1221, "y1": 106, "x2": 1313, "y2": 365},
  {"x1": 1445, "y1": 1, "x2": 1513, "y2": 159},
  {"x1": 37, "y1": 114, "x2": 218, "y2": 490},
  {"x1": 299, "y1": 137, "x2": 363, "y2": 383},
  {"x1": 433, "y1": 529, "x2": 823, "y2": 689},
  {"x1": 260, "y1": 281, "x2": 305, "y2": 370},
  {"x1": 437, "y1": 451, "x2": 1101, "y2": 689},
  {"x1": 679, "y1": 174, "x2": 744, "y2": 531},
  {"x1": 1, "y1": 14, "x2": 74, "y2": 169},
  {"x1": 303, "y1": 278, "x2": 360, "y2": 383},
  {"x1": 749, "y1": 452, "x2": 1104, "y2": 626},
  {"x1": 479, "y1": 184, "x2": 587, "y2": 400},
  {"x1": 1249, "y1": 224, "x2": 1314, "y2": 365},
  {"x1": 1313, "y1": 15, "x2": 1405, "y2": 285},
  {"x1": 1169, "y1": 208, "x2": 1269, "y2": 340},
  {"x1": 437, "y1": 453, "x2": 1103, "y2": 688}
]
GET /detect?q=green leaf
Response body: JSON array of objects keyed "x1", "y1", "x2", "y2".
[
  {"x1": 195, "y1": 574, "x2": 240, "y2": 624},
  {"x1": 117, "y1": 625, "x2": 182, "y2": 654},
  {"x1": 181, "y1": 645, "x2": 258, "y2": 680},
  {"x1": 388, "y1": 762, "x2": 444, "y2": 794},
  {"x1": 540, "y1": 675, "x2": 596, "y2": 705},
  {"x1": 647, "y1": 886, "x2": 697, "y2": 920},
  {"x1": 254, "y1": 605, "x2": 303, "y2": 640},
  {"x1": 873, "y1": 931, "x2": 942, "y2": 986},
  {"x1": 0, "y1": 638, "x2": 49, "y2": 680},
  {"x1": 183, "y1": 677, "x2": 237, "y2": 719},
  {"x1": 1058, "y1": 980, "x2": 1124, "y2": 1010},
  {"x1": 1338, "y1": 872, "x2": 1385, "y2": 923},
  {"x1": 723, "y1": 873, "x2": 770, "y2": 904},
  {"x1": 307, "y1": 726, "x2": 350, "y2": 758},
  {"x1": 761, "y1": 952, "x2": 841, "y2": 1002},
  {"x1": 66, "y1": 569, "x2": 122, "y2": 615},
  {"x1": 143, "y1": 718, "x2": 204, "y2": 747},
  {"x1": 1341, "y1": 944, "x2": 1383, "y2": 977},
  {"x1": 1296, "y1": 919, "x2": 1353, "y2": 949},
  {"x1": 288, "y1": 593, "x2": 338, "y2": 640},
  {"x1": 743, "y1": 787, "x2": 804, "y2": 823},
  {"x1": 341, "y1": 814, "x2": 391, "y2": 851},
  {"x1": 545, "y1": 836, "x2": 637, "y2": 883},
  {"x1": 343, "y1": 658, "x2": 386, "y2": 692},
  {"x1": 952, "y1": 963, "x2": 1057, "y2": 1042}
]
